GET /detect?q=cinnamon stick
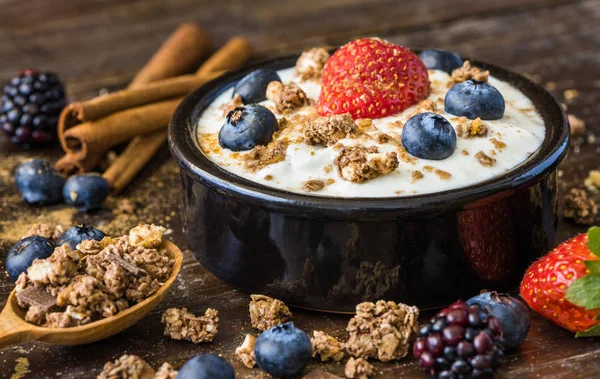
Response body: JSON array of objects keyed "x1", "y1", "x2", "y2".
[
  {"x1": 103, "y1": 36, "x2": 253, "y2": 193},
  {"x1": 56, "y1": 24, "x2": 212, "y2": 174}
]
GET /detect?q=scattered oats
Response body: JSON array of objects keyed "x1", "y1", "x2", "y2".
[
  {"x1": 235, "y1": 334, "x2": 257, "y2": 368},
  {"x1": 344, "y1": 357, "x2": 374, "y2": 379},
  {"x1": 311, "y1": 331, "x2": 345, "y2": 362}
]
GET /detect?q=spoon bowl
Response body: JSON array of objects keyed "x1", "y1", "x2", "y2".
[{"x1": 0, "y1": 240, "x2": 182, "y2": 348}]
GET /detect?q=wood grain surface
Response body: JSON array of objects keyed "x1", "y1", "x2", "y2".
[{"x1": 1, "y1": 0, "x2": 599, "y2": 377}]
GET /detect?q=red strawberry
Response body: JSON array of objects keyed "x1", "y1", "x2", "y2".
[
  {"x1": 456, "y1": 201, "x2": 517, "y2": 281},
  {"x1": 318, "y1": 38, "x2": 430, "y2": 119},
  {"x1": 520, "y1": 227, "x2": 600, "y2": 336}
]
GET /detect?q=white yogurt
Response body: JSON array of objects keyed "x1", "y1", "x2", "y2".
[{"x1": 196, "y1": 68, "x2": 545, "y2": 198}]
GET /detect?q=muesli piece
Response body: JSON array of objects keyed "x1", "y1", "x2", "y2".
[
  {"x1": 451, "y1": 61, "x2": 489, "y2": 83},
  {"x1": 455, "y1": 117, "x2": 487, "y2": 138},
  {"x1": 344, "y1": 357, "x2": 374, "y2": 379},
  {"x1": 311, "y1": 330, "x2": 345, "y2": 362},
  {"x1": 23, "y1": 223, "x2": 64, "y2": 241},
  {"x1": 154, "y1": 363, "x2": 178, "y2": 379},
  {"x1": 266, "y1": 81, "x2": 310, "y2": 114},
  {"x1": 243, "y1": 140, "x2": 289, "y2": 172},
  {"x1": 249, "y1": 294, "x2": 293, "y2": 331},
  {"x1": 129, "y1": 223, "x2": 166, "y2": 248},
  {"x1": 304, "y1": 113, "x2": 357, "y2": 147},
  {"x1": 303, "y1": 180, "x2": 327, "y2": 192},
  {"x1": 335, "y1": 146, "x2": 399, "y2": 183},
  {"x1": 26, "y1": 245, "x2": 78, "y2": 291},
  {"x1": 345, "y1": 300, "x2": 419, "y2": 362},
  {"x1": 97, "y1": 354, "x2": 155, "y2": 379},
  {"x1": 235, "y1": 334, "x2": 257, "y2": 368},
  {"x1": 56, "y1": 275, "x2": 119, "y2": 319},
  {"x1": 563, "y1": 188, "x2": 598, "y2": 225},
  {"x1": 161, "y1": 307, "x2": 219, "y2": 343},
  {"x1": 475, "y1": 151, "x2": 496, "y2": 167},
  {"x1": 295, "y1": 47, "x2": 330, "y2": 81}
]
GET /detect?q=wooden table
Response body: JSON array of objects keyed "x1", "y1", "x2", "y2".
[{"x1": 1, "y1": 0, "x2": 599, "y2": 377}]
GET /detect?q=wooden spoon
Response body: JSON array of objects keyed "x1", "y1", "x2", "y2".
[{"x1": 0, "y1": 240, "x2": 182, "y2": 349}]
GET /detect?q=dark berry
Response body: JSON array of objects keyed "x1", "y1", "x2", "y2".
[
  {"x1": 432, "y1": 317, "x2": 447, "y2": 333},
  {"x1": 419, "y1": 49, "x2": 463, "y2": 74},
  {"x1": 414, "y1": 301, "x2": 504, "y2": 378},
  {"x1": 420, "y1": 323, "x2": 433, "y2": 336},
  {"x1": 1, "y1": 70, "x2": 66, "y2": 146},
  {"x1": 234, "y1": 68, "x2": 281, "y2": 104},
  {"x1": 445, "y1": 80, "x2": 505, "y2": 120},
  {"x1": 15, "y1": 158, "x2": 66, "y2": 205},
  {"x1": 6, "y1": 236, "x2": 54, "y2": 279},
  {"x1": 218, "y1": 104, "x2": 278, "y2": 151},
  {"x1": 467, "y1": 291, "x2": 530, "y2": 351},
  {"x1": 56, "y1": 225, "x2": 106, "y2": 250},
  {"x1": 402, "y1": 112, "x2": 456, "y2": 160},
  {"x1": 63, "y1": 173, "x2": 110, "y2": 212},
  {"x1": 177, "y1": 354, "x2": 235, "y2": 379},
  {"x1": 254, "y1": 322, "x2": 312, "y2": 378}
]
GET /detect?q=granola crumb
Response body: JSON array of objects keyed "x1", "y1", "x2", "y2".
[
  {"x1": 11, "y1": 357, "x2": 30, "y2": 379},
  {"x1": 264, "y1": 175, "x2": 273, "y2": 181},
  {"x1": 129, "y1": 223, "x2": 166, "y2": 248},
  {"x1": 97, "y1": 354, "x2": 155, "y2": 379},
  {"x1": 304, "y1": 113, "x2": 357, "y2": 147},
  {"x1": 412, "y1": 170, "x2": 424, "y2": 182},
  {"x1": 311, "y1": 330, "x2": 345, "y2": 362},
  {"x1": 568, "y1": 114, "x2": 586, "y2": 136},
  {"x1": 249, "y1": 294, "x2": 293, "y2": 331},
  {"x1": 266, "y1": 81, "x2": 310, "y2": 114},
  {"x1": 324, "y1": 164, "x2": 333, "y2": 174},
  {"x1": 335, "y1": 145, "x2": 399, "y2": 183},
  {"x1": 161, "y1": 307, "x2": 219, "y2": 343},
  {"x1": 475, "y1": 151, "x2": 496, "y2": 167},
  {"x1": 295, "y1": 47, "x2": 330, "y2": 81},
  {"x1": 461, "y1": 149, "x2": 470, "y2": 156},
  {"x1": 422, "y1": 165, "x2": 434, "y2": 172},
  {"x1": 235, "y1": 334, "x2": 257, "y2": 368},
  {"x1": 563, "y1": 188, "x2": 598, "y2": 225},
  {"x1": 115, "y1": 199, "x2": 137, "y2": 215},
  {"x1": 221, "y1": 94, "x2": 244, "y2": 116},
  {"x1": 451, "y1": 61, "x2": 489, "y2": 83},
  {"x1": 435, "y1": 169, "x2": 451, "y2": 180},
  {"x1": 545, "y1": 81, "x2": 557, "y2": 91},
  {"x1": 455, "y1": 117, "x2": 487, "y2": 138},
  {"x1": 303, "y1": 180, "x2": 327, "y2": 192},
  {"x1": 584, "y1": 170, "x2": 600, "y2": 192},
  {"x1": 154, "y1": 363, "x2": 178, "y2": 379},
  {"x1": 344, "y1": 357, "x2": 374, "y2": 379},
  {"x1": 243, "y1": 140, "x2": 289, "y2": 172},
  {"x1": 564, "y1": 89, "x2": 579, "y2": 102},
  {"x1": 23, "y1": 223, "x2": 64, "y2": 241},
  {"x1": 489, "y1": 138, "x2": 507, "y2": 150},
  {"x1": 345, "y1": 300, "x2": 419, "y2": 362}
]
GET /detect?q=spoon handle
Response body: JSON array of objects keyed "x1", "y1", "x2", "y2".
[{"x1": 0, "y1": 304, "x2": 34, "y2": 350}]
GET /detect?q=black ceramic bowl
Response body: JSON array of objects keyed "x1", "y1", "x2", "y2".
[{"x1": 169, "y1": 54, "x2": 569, "y2": 312}]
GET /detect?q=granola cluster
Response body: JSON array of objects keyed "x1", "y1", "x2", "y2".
[
  {"x1": 303, "y1": 179, "x2": 334, "y2": 192},
  {"x1": 235, "y1": 334, "x2": 257, "y2": 368},
  {"x1": 266, "y1": 81, "x2": 310, "y2": 114},
  {"x1": 97, "y1": 355, "x2": 177, "y2": 379},
  {"x1": 15, "y1": 224, "x2": 174, "y2": 328},
  {"x1": 311, "y1": 331, "x2": 345, "y2": 362},
  {"x1": 454, "y1": 117, "x2": 487, "y2": 138},
  {"x1": 249, "y1": 294, "x2": 293, "y2": 331},
  {"x1": 335, "y1": 145, "x2": 399, "y2": 183},
  {"x1": 23, "y1": 223, "x2": 64, "y2": 241},
  {"x1": 161, "y1": 307, "x2": 219, "y2": 343},
  {"x1": 344, "y1": 357, "x2": 374, "y2": 379},
  {"x1": 243, "y1": 139, "x2": 289, "y2": 172},
  {"x1": 563, "y1": 188, "x2": 598, "y2": 225},
  {"x1": 475, "y1": 151, "x2": 496, "y2": 167},
  {"x1": 451, "y1": 60, "x2": 490, "y2": 83},
  {"x1": 304, "y1": 113, "x2": 358, "y2": 147},
  {"x1": 295, "y1": 47, "x2": 330, "y2": 81},
  {"x1": 345, "y1": 300, "x2": 419, "y2": 362}
]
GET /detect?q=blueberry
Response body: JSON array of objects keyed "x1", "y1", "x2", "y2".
[
  {"x1": 254, "y1": 322, "x2": 312, "y2": 378},
  {"x1": 177, "y1": 354, "x2": 235, "y2": 379},
  {"x1": 445, "y1": 80, "x2": 505, "y2": 120},
  {"x1": 63, "y1": 173, "x2": 110, "y2": 212},
  {"x1": 466, "y1": 291, "x2": 530, "y2": 351},
  {"x1": 14, "y1": 158, "x2": 65, "y2": 205},
  {"x1": 56, "y1": 225, "x2": 106, "y2": 250},
  {"x1": 402, "y1": 112, "x2": 456, "y2": 160},
  {"x1": 219, "y1": 104, "x2": 278, "y2": 151},
  {"x1": 6, "y1": 236, "x2": 54, "y2": 279},
  {"x1": 419, "y1": 49, "x2": 463, "y2": 74},
  {"x1": 234, "y1": 68, "x2": 281, "y2": 104}
]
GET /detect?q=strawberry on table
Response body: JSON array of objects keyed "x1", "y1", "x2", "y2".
[
  {"x1": 318, "y1": 38, "x2": 430, "y2": 119},
  {"x1": 520, "y1": 227, "x2": 600, "y2": 336}
]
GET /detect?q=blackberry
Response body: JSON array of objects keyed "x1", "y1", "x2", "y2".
[
  {"x1": 413, "y1": 301, "x2": 504, "y2": 378},
  {"x1": 1, "y1": 69, "x2": 66, "y2": 146}
]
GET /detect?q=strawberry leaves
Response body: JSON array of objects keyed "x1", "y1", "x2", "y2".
[{"x1": 564, "y1": 226, "x2": 600, "y2": 337}]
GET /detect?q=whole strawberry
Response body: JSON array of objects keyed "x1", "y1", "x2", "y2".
[
  {"x1": 318, "y1": 38, "x2": 430, "y2": 119},
  {"x1": 520, "y1": 227, "x2": 600, "y2": 336}
]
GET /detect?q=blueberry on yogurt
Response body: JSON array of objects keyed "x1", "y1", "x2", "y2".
[
  {"x1": 177, "y1": 354, "x2": 235, "y2": 379},
  {"x1": 219, "y1": 104, "x2": 278, "y2": 151},
  {"x1": 234, "y1": 68, "x2": 281, "y2": 104},
  {"x1": 402, "y1": 112, "x2": 456, "y2": 160},
  {"x1": 445, "y1": 80, "x2": 505, "y2": 120},
  {"x1": 6, "y1": 236, "x2": 55, "y2": 279},
  {"x1": 56, "y1": 225, "x2": 106, "y2": 250},
  {"x1": 63, "y1": 173, "x2": 110, "y2": 212},
  {"x1": 254, "y1": 322, "x2": 312, "y2": 378},
  {"x1": 15, "y1": 158, "x2": 65, "y2": 205},
  {"x1": 419, "y1": 49, "x2": 463, "y2": 74}
]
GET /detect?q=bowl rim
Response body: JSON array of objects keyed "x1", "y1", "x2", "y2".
[{"x1": 169, "y1": 52, "x2": 569, "y2": 217}]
